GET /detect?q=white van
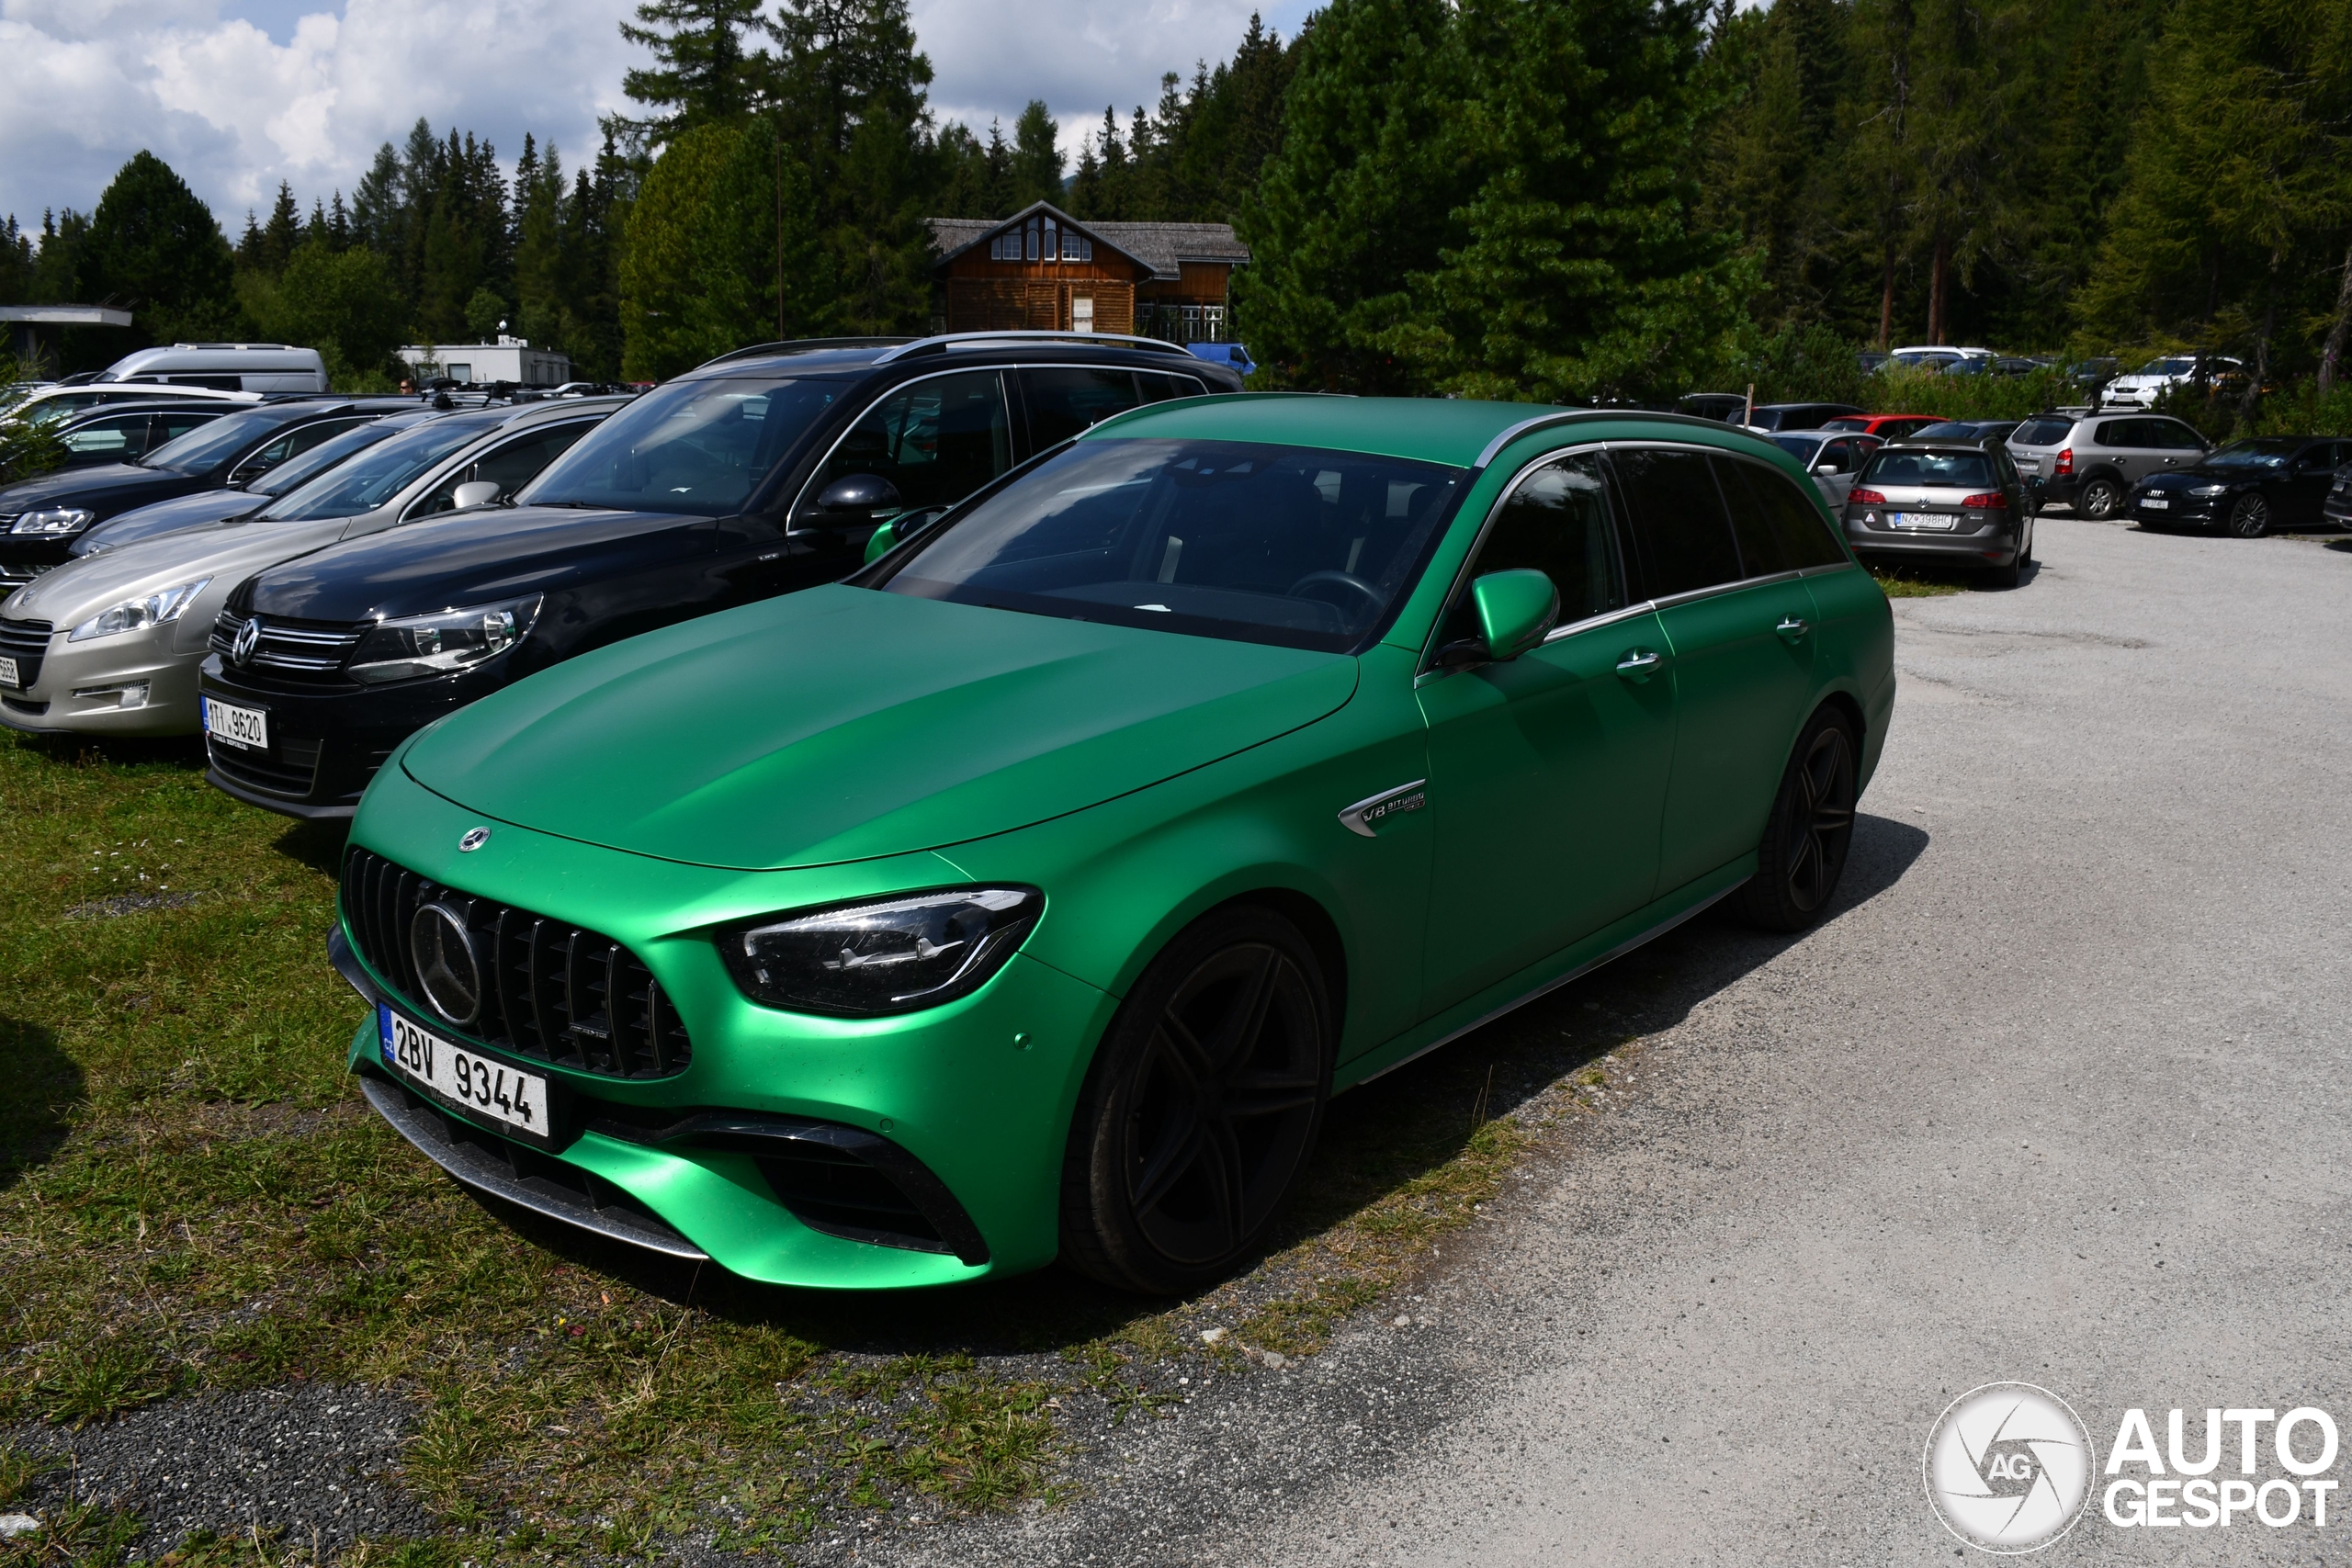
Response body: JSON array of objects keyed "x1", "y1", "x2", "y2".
[{"x1": 99, "y1": 344, "x2": 328, "y2": 394}]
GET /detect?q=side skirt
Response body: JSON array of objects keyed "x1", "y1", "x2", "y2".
[{"x1": 1334, "y1": 854, "x2": 1755, "y2": 1093}]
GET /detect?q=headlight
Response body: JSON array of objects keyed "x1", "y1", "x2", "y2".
[
  {"x1": 718, "y1": 886, "x2": 1043, "y2": 1017},
  {"x1": 2190, "y1": 484, "x2": 2230, "y2": 496},
  {"x1": 11, "y1": 508, "x2": 97, "y2": 536},
  {"x1": 346, "y1": 593, "x2": 542, "y2": 683},
  {"x1": 67, "y1": 578, "x2": 212, "y2": 642}
]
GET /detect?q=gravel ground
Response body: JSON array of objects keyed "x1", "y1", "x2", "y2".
[{"x1": 8, "y1": 1382, "x2": 425, "y2": 1556}]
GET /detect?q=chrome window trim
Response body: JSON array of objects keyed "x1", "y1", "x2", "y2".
[{"x1": 1415, "y1": 439, "x2": 1635, "y2": 679}]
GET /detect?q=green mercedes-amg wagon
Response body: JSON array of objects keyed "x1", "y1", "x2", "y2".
[{"x1": 332, "y1": 395, "x2": 1894, "y2": 1292}]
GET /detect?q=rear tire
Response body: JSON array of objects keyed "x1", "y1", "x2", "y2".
[
  {"x1": 1986, "y1": 556, "x2": 2022, "y2": 589},
  {"x1": 2078, "y1": 478, "x2": 2122, "y2": 519},
  {"x1": 1738, "y1": 709, "x2": 1860, "y2": 933},
  {"x1": 1060, "y1": 907, "x2": 1333, "y2": 1294}
]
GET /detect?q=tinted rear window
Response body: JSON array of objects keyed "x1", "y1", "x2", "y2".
[
  {"x1": 1718, "y1": 457, "x2": 1849, "y2": 571},
  {"x1": 1860, "y1": 449, "x2": 1996, "y2": 489},
  {"x1": 2013, "y1": 419, "x2": 2073, "y2": 446},
  {"x1": 1610, "y1": 447, "x2": 1741, "y2": 597}
]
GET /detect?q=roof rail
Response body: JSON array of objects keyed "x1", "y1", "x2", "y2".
[
  {"x1": 873, "y1": 330, "x2": 1193, "y2": 365},
  {"x1": 1471, "y1": 407, "x2": 1783, "y2": 469},
  {"x1": 695, "y1": 337, "x2": 916, "y2": 369}
]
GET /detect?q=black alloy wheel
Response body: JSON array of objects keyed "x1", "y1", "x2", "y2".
[
  {"x1": 1739, "y1": 710, "x2": 1860, "y2": 933},
  {"x1": 2226, "y1": 491, "x2": 2271, "y2": 538},
  {"x1": 2078, "y1": 478, "x2": 2122, "y2": 519},
  {"x1": 1062, "y1": 908, "x2": 1332, "y2": 1293}
]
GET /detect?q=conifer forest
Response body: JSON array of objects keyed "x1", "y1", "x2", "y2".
[{"x1": 3, "y1": 0, "x2": 2349, "y2": 422}]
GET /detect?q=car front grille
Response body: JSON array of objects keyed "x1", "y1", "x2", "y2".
[
  {"x1": 209, "y1": 733, "x2": 322, "y2": 796},
  {"x1": 342, "y1": 847, "x2": 692, "y2": 1080},
  {"x1": 0, "y1": 563, "x2": 52, "y2": 597},
  {"x1": 0, "y1": 618, "x2": 53, "y2": 686},
  {"x1": 209, "y1": 610, "x2": 364, "y2": 679}
]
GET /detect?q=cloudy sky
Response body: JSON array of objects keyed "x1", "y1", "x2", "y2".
[{"x1": 0, "y1": 0, "x2": 1319, "y2": 235}]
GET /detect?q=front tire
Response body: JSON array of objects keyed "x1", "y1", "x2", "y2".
[
  {"x1": 2226, "y1": 492, "x2": 2270, "y2": 538},
  {"x1": 2078, "y1": 478, "x2": 2122, "y2": 519},
  {"x1": 1060, "y1": 908, "x2": 1333, "y2": 1294},
  {"x1": 1738, "y1": 709, "x2": 1860, "y2": 933}
]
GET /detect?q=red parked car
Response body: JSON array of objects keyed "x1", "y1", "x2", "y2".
[{"x1": 1821, "y1": 413, "x2": 1942, "y2": 441}]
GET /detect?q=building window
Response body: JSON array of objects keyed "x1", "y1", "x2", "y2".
[
  {"x1": 1025, "y1": 220, "x2": 1040, "y2": 262},
  {"x1": 1060, "y1": 231, "x2": 1091, "y2": 262}
]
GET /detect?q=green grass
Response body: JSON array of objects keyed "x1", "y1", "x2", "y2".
[
  {"x1": 0, "y1": 731, "x2": 1628, "y2": 1563},
  {"x1": 1870, "y1": 563, "x2": 1973, "y2": 597}
]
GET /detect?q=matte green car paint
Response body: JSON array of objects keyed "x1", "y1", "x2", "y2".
[
  {"x1": 344, "y1": 398, "x2": 1894, "y2": 1288},
  {"x1": 1650, "y1": 575, "x2": 1820, "y2": 889},
  {"x1": 1415, "y1": 608, "x2": 1676, "y2": 1007}
]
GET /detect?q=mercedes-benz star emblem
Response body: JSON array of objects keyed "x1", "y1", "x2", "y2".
[
  {"x1": 458, "y1": 827, "x2": 492, "y2": 852},
  {"x1": 230, "y1": 616, "x2": 262, "y2": 667},
  {"x1": 410, "y1": 903, "x2": 482, "y2": 1027}
]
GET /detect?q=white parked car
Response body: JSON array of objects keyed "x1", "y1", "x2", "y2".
[
  {"x1": 99, "y1": 344, "x2": 328, "y2": 394},
  {"x1": 2100, "y1": 355, "x2": 2242, "y2": 411}
]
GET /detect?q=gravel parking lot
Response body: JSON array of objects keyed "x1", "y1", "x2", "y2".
[{"x1": 885, "y1": 515, "x2": 2352, "y2": 1565}]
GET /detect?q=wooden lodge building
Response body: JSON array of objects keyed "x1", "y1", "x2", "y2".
[{"x1": 926, "y1": 202, "x2": 1250, "y2": 343}]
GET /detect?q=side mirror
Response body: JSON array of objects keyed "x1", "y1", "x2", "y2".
[
  {"x1": 1469, "y1": 569, "x2": 1561, "y2": 663},
  {"x1": 1815, "y1": 460, "x2": 1839, "y2": 474},
  {"x1": 814, "y1": 473, "x2": 903, "y2": 518},
  {"x1": 451, "y1": 480, "x2": 503, "y2": 510}
]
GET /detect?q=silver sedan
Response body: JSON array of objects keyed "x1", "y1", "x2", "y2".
[{"x1": 0, "y1": 398, "x2": 624, "y2": 738}]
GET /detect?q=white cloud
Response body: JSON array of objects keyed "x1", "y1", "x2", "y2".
[{"x1": 0, "y1": 0, "x2": 1314, "y2": 241}]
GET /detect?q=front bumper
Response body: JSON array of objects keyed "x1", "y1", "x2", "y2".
[
  {"x1": 198, "y1": 654, "x2": 497, "y2": 818},
  {"x1": 2128, "y1": 490, "x2": 2222, "y2": 526},
  {"x1": 335, "y1": 774, "x2": 1115, "y2": 1288},
  {"x1": 0, "y1": 620, "x2": 205, "y2": 737}
]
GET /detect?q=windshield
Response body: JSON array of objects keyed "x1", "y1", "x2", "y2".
[
  {"x1": 517, "y1": 377, "x2": 840, "y2": 515},
  {"x1": 256, "y1": 411, "x2": 507, "y2": 521},
  {"x1": 1860, "y1": 449, "x2": 1996, "y2": 489},
  {"x1": 879, "y1": 438, "x2": 1464, "y2": 652},
  {"x1": 140, "y1": 407, "x2": 306, "y2": 473},
  {"x1": 2203, "y1": 439, "x2": 2301, "y2": 468},
  {"x1": 1770, "y1": 434, "x2": 1826, "y2": 461},
  {"x1": 2138, "y1": 357, "x2": 2195, "y2": 376},
  {"x1": 248, "y1": 417, "x2": 410, "y2": 495},
  {"x1": 1912, "y1": 423, "x2": 1979, "y2": 439}
]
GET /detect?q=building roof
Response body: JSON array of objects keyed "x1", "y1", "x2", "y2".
[
  {"x1": 927, "y1": 202, "x2": 1250, "y2": 281},
  {"x1": 0, "y1": 306, "x2": 134, "y2": 327}
]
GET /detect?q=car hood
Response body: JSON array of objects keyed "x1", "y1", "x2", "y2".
[
  {"x1": 6, "y1": 514, "x2": 348, "y2": 624},
  {"x1": 70, "y1": 487, "x2": 267, "y2": 557},
  {"x1": 2143, "y1": 467, "x2": 2258, "y2": 491},
  {"x1": 0, "y1": 461, "x2": 202, "y2": 515},
  {"x1": 244, "y1": 503, "x2": 715, "y2": 622},
  {"x1": 401, "y1": 584, "x2": 1360, "y2": 871}
]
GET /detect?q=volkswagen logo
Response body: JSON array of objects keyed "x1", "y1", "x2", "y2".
[
  {"x1": 409, "y1": 903, "x2": 482, "y2": 1027},
  {"x1": 458, "y1": 827, "x2": 492, "y2": 852},
  {"x1": 230, "y1": 615, "x2": 262, "y2": 668}
]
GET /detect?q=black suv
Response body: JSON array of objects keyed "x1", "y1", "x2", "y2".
[
  {"x1": 198, "y1": 333, "x2": 1242, "y2": 818},
  {"x1": 0, "y1": 399, "x2": 408, "y2": 595}
]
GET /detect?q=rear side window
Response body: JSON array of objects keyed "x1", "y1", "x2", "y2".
[
  {"x1": 2096, "y1": 420, "x2": 2149, "y2": 449},
  {"x1": 1444, "y1": 454, "x2": 1625, "y2": 644},
  {"x1": 1021, "y1": 367, "x2": 1147, "y2": 450},
  {"x1": 802, "y1": 369, "x2": 1012, "y2": 520},
  {"x1": 1717, "y1": 457, "x2": 1848, "y2": 573},
  {"x1": 1137, "y1": 371, "x2": 1208, "y2": 402},
  {"x1": 2149, "y1": 419, "x2": 2205, "y2": 451},
  {"x1": 1610, "y1": 446, "x2": 1742, "y2": 598}
]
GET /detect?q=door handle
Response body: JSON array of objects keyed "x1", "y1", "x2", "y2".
[
  {"x1": 1615, "y1": 649, "x2": 1661, "y2": 682},
  {"x1": 1776, "y1": 615, "x2": 1810, "y2": 642}
]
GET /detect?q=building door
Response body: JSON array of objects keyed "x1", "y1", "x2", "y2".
[{"x1": 1071, "y1": 295, "x2": 1094, "y2": 334}]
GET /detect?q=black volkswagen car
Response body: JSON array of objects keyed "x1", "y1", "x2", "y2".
[
  {"x1": 2126, "y1": 435, "x2": 2348, "y2": 537},
  {"x1": 0, "y1": 399, "x2": 406, "y2": 596},
  {"x1": 198, "y1": 332, "x2": 1243, "y2": 818}
]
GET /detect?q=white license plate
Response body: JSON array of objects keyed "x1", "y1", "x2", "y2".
[
  {"x1": 0, "y1": 656, "x2": 16, "y2": 689},
  {"x1": 379, "y1": 1005, "x2": 551, "y2": 1142},
  {"x1": 2140, "y1": 497, "x2": 2168, "y2": 510},
  {"x1": 1887, "y1": 512, "x2": 1956, "y2": 531},
  {"x1": 201, "y1": 695, "x2": 268, "y2": 750}
]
